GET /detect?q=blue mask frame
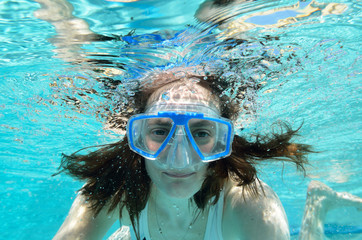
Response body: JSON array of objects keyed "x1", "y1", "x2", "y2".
[{"x1": 127, "y1": 111, "x2": 234, "y2": 162}]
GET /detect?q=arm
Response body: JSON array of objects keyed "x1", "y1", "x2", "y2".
[
  {"x1": 223, "y1": 180, "x2": 290, "y2": 240},
  {"x1": 34, "y1": 0, "x2": 114, "y2": 63},
  {"x1": 53, "y1": 193, "x2": 119, "y2": 240}
]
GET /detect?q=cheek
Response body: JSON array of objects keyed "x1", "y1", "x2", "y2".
[
  {"x1": 145, "y1": 160, "x2": 159, "y2": 180},
  {"x1": 145, "y1": 135, "x2": 161, "y2": 152},
  {"x1": 145, "y1": 159, "x2": 166, "y2": 189},
  {"x1": 198, "y1": 139, "x2": 215, "y2": 153}
]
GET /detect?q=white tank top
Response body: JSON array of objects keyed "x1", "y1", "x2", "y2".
[{"x1": 108, "y1": 191, "x2": 225, "y2": 240}]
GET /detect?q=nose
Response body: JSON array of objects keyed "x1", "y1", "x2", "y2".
[{"x1": 166, "y1": 126, "x2": 193, "y2": 169}]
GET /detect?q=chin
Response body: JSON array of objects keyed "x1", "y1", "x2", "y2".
[
  {"x1": 162, "y1": 184, "x2": 201, "y2": 199},
  {"x1": 145, "y1": 160, "x2": 208, "y2": 199},
  {"x1": 155, "y1": 174, "x2": 204, "y2": 199}
]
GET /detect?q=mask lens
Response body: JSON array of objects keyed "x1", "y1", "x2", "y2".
[
  {"x1": 188, "y1": 118, "x2": 230, "y2": 158},
  {"x1": 131, "y1": 117, "x2": 173, "y2": 155}
]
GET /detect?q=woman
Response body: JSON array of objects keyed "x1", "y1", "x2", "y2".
[
  {"x1": 34, "y1": 1, "x2": 361, "y2": 239},
  {"x1": 53, "y1": 69, "x2": 311, "y2": 240},
  {"x1": 53, "y1": 70, "x2": 362, "y2": 240}
]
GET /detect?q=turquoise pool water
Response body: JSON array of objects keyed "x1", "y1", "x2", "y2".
[{"x1": 0, "y1": 0, "x2": 361, "y2": 239}]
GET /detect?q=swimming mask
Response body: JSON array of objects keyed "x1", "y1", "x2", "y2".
[{"x1": 127, "y1": 103, "x2": 234, "y2": 169}]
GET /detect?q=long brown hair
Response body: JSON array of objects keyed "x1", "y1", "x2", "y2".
[{"x1": 56, "y1": 73, "x2": 312, "y2": 239}]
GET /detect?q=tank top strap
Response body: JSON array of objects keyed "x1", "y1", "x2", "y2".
[
  {"x1": 130, "y1": 201, "x2": 151, "y2": 240},
  {"x1": 203, "y1": 189, "x2": 225, "y2": 240}
]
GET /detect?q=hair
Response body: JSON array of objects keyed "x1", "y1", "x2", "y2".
[{"x1": 55, "y1": 72, "x2": 313, "y2": 239}]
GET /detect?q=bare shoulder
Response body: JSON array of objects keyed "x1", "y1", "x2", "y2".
[
  {"x1": 222, "y1": 179, "x2": 290, "y2": 240},
  {"x1": 53, "y1": 193, "x2": 131, "y2": 240}
]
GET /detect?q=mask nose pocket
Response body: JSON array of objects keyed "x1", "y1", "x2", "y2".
[{"x1": 166, "y1": 126, "x2": 193, "y2": 169}]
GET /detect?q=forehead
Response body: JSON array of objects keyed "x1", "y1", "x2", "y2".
[{"x1": 146, "y1": 79, "x2": 219, "y2": 109}]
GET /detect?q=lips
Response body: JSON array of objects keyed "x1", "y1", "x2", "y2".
[{"x1": 163, "y1": 172, "x2": 195, "y2": 178}]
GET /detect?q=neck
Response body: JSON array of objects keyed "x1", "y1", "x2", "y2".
[
  {"x1": 150, "y1": 184, "x2": 198, "y2": 219},
  {"x1": 148, "y1": 184, "x2": 208, "y2": 240}
]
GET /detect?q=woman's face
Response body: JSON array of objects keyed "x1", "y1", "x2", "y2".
[{"x1": 144, "y1": 80, "x2": 219, "y2": 199}]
